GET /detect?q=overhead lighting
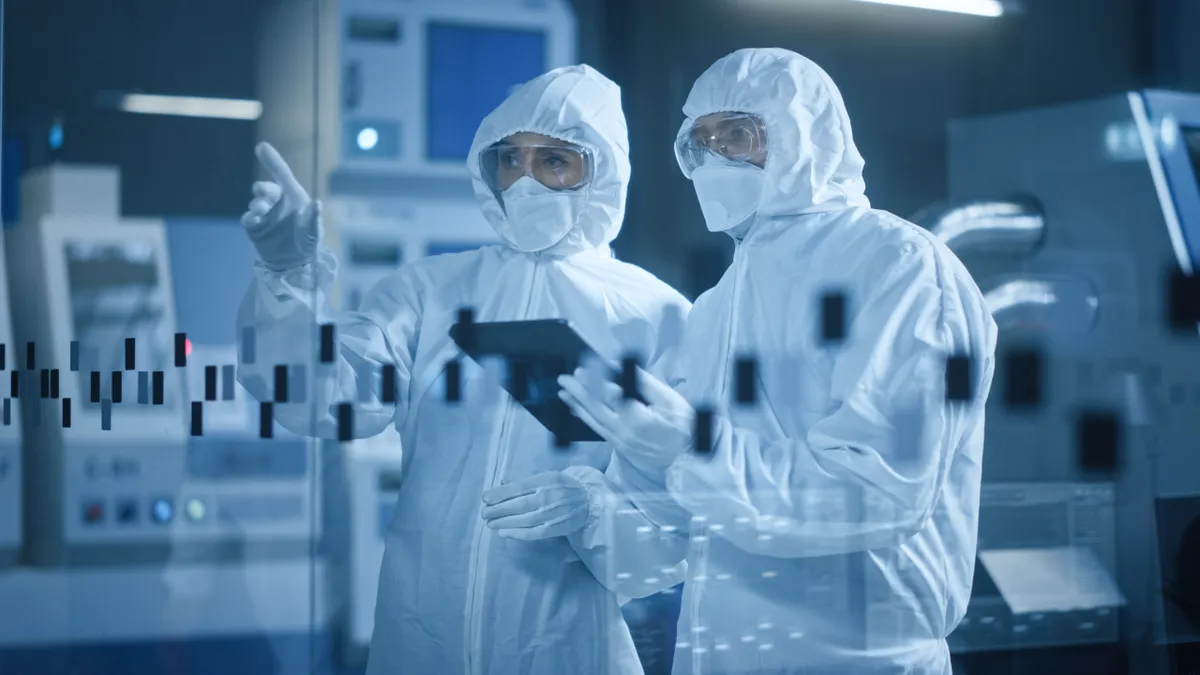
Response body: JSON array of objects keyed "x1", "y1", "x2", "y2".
[
  {"x1": 854, "y1": 0, "x2": 1005, "y2": 17},
  {"x1": 114, "y1": 93, "x2": 262, "y2": 120}
]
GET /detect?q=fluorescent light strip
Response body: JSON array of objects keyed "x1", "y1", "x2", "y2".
[
  {"x1": 854, "y1": 0, "x2": 1005, "y2": 17},
  {"x1": 119, "y1": 94, "x2": 262, "y2": 121}
]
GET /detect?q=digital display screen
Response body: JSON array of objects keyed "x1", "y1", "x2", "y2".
[
  {"x1": 65, "y1": 241, "x2": 176, "y2": 410},
  {"x1": 426, "y1": 23, "x2": 546, "y2": 161},
  {"x1": 349, "y1": 240, "x2": 402, "y2": 266}
]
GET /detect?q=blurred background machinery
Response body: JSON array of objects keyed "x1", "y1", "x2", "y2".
[{"x1": 925, "y1": 90, "x2": 1200, "y2": 673}]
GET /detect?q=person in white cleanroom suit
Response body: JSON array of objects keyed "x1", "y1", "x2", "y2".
[
  {"x1": 235, "y1": 65, "x2": 691, "y2": 675},
  {"x1": 558, "y1": 48, "x2": 999, "y2": 674}
]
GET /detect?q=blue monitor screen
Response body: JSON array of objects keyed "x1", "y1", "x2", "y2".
[{"x1": 426, "y1": 23, "x2": 547, "y2": 162}]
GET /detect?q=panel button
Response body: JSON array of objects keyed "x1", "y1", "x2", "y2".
[
  {"x1": 116, "y1": 499, "x2": 138, "y2": 524},
  {"x1": 151, "y1": 498, "x2": 174, "y2": 524},
  {"x1": 82, "y1": 500, "x2": 104, "y2": 525},
  {"x1": 184, "y1": 498, "x2": 206, "y2": 523}
]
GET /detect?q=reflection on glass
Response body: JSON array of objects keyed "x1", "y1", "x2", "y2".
[
  {"x1": 65, "y1": 241, "x2": 175, "y2": 410},
  {"x1": 920, "y1": 200, "x2": 1044, "y2": 254},
  {"x1": 1103, "y1": 120, "x2": 1144, "y2": 161},
  {"x1": 983, "y1": 276, "x2": 1100, "y2": 337}
]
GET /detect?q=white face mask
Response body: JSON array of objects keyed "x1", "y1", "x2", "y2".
[
  {"x1": 691, "y1": 163, "x2": 766, "y2": 233},
  {"x1": 500, "y1": 177, "x2": 581, "y2": 252}
]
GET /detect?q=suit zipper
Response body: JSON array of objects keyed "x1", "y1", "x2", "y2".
[
  {"x1": 463, "y1": 260, "x2": 542, "y2": 675},
  {"x1": 691, "y1": 242, "x2": 742, "y2": 675}
]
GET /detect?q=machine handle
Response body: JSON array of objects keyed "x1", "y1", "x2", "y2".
[{"x1": 344, "y1": 60, "x2": 362, "y2": 111}]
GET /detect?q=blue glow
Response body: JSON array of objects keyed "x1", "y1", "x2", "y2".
[
  {"x1": 151, "y1": 498, "x2": 174, "y2": 524},
  {"x1": 185, "y1": 498, "x2": 206, "y2": 522},
  {"x1": 48, "y1": 123, "x2": 64, "y2": 151},
  {"x1": 356, "y1": 126, "x2": 379, "y2": 151}
]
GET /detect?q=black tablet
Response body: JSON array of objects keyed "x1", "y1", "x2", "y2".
[{"x1": 448, "y1": 319, "x2": 645, "y2": 443}]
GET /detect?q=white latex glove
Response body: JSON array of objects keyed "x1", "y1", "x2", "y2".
[
  {"x1": 481, "y1": 470, "x2": 597, "y2": 540},
  {"x1": 241, "y1": 142, "x2": 323, "y2": 271},
  {"x1": 558, "y1": 365, "x2": 694, "y2": 473}
]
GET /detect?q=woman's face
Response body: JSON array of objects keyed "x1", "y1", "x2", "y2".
[
  {"x1": 688, "y1": 113, "x2": 768, "y2": 168},
  {"x1": 489, "y1": 132, "x2": 591, "y2": 192}
]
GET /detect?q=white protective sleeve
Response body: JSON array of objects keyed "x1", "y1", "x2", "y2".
[
  {"x1": 235, "y1": 248, "x2": 418, "y2": 439},
  {"x1": 565, "y1": 454, "x2": 690, "y2": 600},
  {"x1": 564, "y1": 337, "x2": 693, "y2": 599},
  {"x1": 665, "y1": 254, "x2": 990, "y2": 559}
]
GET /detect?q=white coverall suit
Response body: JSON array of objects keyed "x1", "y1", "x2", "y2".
[
  {"x1": 584, "y1": 49, "x2": 999, "y2": 675},
  {"x1": 236, "y1": 65, "x2": 690, "y2": 675}
]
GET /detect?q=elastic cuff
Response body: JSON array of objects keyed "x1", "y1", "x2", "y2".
[{"x1": 562, "y1": 464, "x2": 610, "y2": 545}]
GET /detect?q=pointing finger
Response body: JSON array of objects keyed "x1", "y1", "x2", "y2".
[{"x1": 255, "y1": 142, "x2": 308, "y2": 203}]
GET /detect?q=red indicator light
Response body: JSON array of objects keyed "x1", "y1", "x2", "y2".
[{"x1": 83, "y1": 502, "x2": 104, "y2": 524}]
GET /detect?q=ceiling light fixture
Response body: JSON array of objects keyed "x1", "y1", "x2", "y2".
[
  {"x1": 106, "y1": 93, "x2": 263, "y2": 120},
  {"x1": 854, "y1": 0, "x2": 1005, "y2": 17}
]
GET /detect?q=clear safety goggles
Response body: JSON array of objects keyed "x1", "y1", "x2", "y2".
[
  {"x1": 675, "y1": 112, "x2": 768, "y2": 175},
  {"x1": 479, "y1": 141, "x2": 594, "y2": 193}
]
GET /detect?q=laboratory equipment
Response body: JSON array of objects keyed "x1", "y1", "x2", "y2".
[
  {"x1": 0, "y1": 199, "x2": 330, "y2": 672},
  {"x1": 324, "y1": 440, "x2": 402, "y2": 667},
  {"x1": 164, "y1": 217, "x2": 321, "y2": 561},
  {"x1": 1154, "y1": 494, "x2": 1200, "y2": 674},
  {"x1": 256, "y1": 0, "x2": 577, "y2": 199},
  {"x1": 5, "y1": 166, "x2": 323, "y2": 567},
  {"x1": 6, "y1": 172, "x2": 187, "y2": 566},
  {"x1": 949, "y1": 482, "x2": 1122, "y2": 653},
  {"x1": 0, "y1": 234, "x2": 22, "y2": 568},
  {"x1": 328, "y1": 196, "x2": 499, "y2": 311},
  {"x1": 944, "y1": 91, "x2": 1200, "y2": 669},
  {"x1": 258, "y1": 0, "x2": 567, "y2": 294}
]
